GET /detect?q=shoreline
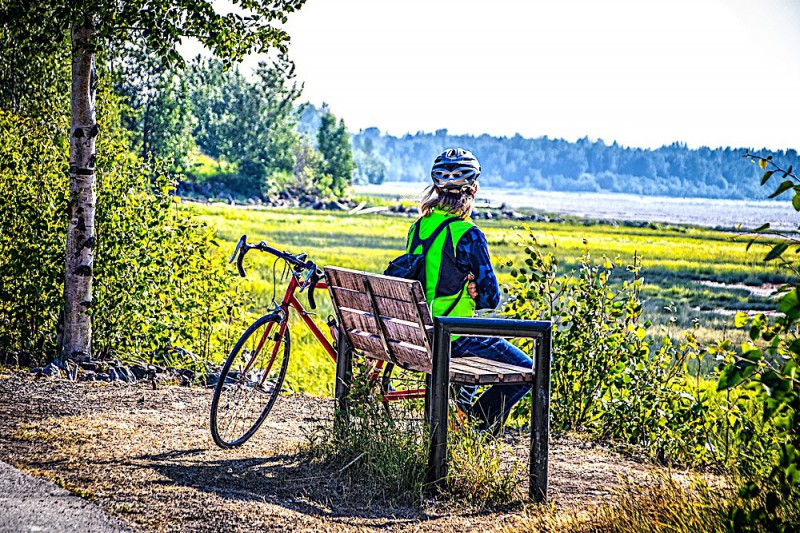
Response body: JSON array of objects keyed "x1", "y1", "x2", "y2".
[{"x1": 355, "y1": 183, "x2": 800, "y2": 231}]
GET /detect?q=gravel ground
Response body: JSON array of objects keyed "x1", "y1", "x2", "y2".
[{"x1": 0, "y1": 371, "x2": 671, "y2": 532}]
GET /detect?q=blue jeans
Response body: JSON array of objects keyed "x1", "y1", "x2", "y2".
[{"x1": 451, "y1": 336, "x2": 533, "y2": 428}]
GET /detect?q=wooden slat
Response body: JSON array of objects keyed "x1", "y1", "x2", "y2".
[
  {"x1": 339, "y1": 307, "x2": 430, "y2": 349},
  {"x1": 452, "y1": 357, "x2": 533, "y2": 382},
  {"x1": 326, "y1": 266, "x2": 426, "y2": 304},
  {"x1": 347, "y1": 330, "x2": 432, "y2": 373},
  {"x1": 329, "y1": 287, "x2": 433, "y2": 326},
  {"x1": 448, "y1": 357, "x2": 535, "y2": 385},
  {"x1": 449, "y1": 361, "x2": 497, "y2": 384}
]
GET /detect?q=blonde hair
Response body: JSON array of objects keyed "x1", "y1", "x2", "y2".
[{"x1": 419, "y1": 185, "x2": 475, "y2": 220}]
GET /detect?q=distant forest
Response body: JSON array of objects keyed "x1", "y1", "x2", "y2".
[{"x1": 300, "y1": 105, "x2": 798, "y2": 200}]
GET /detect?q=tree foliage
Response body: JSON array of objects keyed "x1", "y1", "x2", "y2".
[
  {"x1": 110, "y1": 39, "x2": 196, "y2": 170},
  {"x1": 1, "y1": 0, "x2": 305, "y2": 360},
  {"x1": 187, "y1": 55, "x2": 304, "y2": 194},
  {"x1": 317, "y1": 105, "x2": 356, "y2": 197},
  {"x1": 0, "y1": 0, "x2": 304, "y2": 66},
  {"x1": 0, "y1": 100, "x2": 239, "y2": 367}
]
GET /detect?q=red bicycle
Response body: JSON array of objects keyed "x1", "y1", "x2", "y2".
[{"x1": 209, "y1": 235, "x2": 424, "y2": 449}]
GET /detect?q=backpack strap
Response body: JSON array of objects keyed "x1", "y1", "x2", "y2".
[
  {"x1": 409, "y1": 216, "x2": 459, "y2": 254},
  {"x1": 441, "y1": 284, "x2": 464, "y2": 316}
]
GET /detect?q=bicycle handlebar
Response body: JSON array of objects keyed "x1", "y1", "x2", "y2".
[{"x1": 229, "y1": 235, "x2": 323, "y2": 308}]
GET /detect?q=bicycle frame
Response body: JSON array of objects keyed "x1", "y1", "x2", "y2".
[
  {"x1": 264, "y1": 271, "x2": 426, "y2": 402},
  {"x1": 280, "y1": 274, "x2": 336, "y2": 360}
]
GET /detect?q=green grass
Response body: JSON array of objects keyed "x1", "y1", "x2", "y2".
[{"x1": 187, "y1": 202, "x2": 788, "y2": 394}]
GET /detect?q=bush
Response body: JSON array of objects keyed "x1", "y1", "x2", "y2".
[
  {"x1": 0, "y1": 102, "x2": 239, "y2": 367},
  {"x1": 501, "y1": 236, "x2": 773, "y2": 467},
  {"x1": 715, "y1": 154, "x2": 800, "y2": 531}
]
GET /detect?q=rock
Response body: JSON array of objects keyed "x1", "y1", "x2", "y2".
[
  {"x1": 96, "y1": 372, "x2": 110, "y2": 382},
  {"x1": 79, "y1": 370, "x2": 97, "y2": 381},
  {"x1": 118, "y1": 366, "x2": 136, "y2": 383},
  {"x1": 326, "y1": 200, "x2": 346, "y2": 211},
  {"x1": 204, "y1": 372, "x2": 220, "y2": 388},
  {"x1": 41, "y1": 361, "x2": 64, "y2": 378},
  {"x1": 129, "y1": 364, "x2": 150, "y2": 380}
]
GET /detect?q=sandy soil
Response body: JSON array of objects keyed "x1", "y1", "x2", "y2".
[{"x1": 0, "y1": 371, "x2": 673, "y2": 532}]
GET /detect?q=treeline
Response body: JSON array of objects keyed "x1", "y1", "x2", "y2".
[
  {"x1": 343, "y1": 125, "x2": 798, "y2": 200},
  {"x1": 112, "y1": 50, "x2": 355, "y2": 198}
]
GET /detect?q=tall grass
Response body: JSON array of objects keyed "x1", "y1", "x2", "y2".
[
  {"x1": 302, "y1": 360, "x2": 522, "y2": 506},
  {"x1": 188, "y1": 202, "x2": 786, "y2": 394},
  {"x1": 510, "y1": 473, "x2": 731, "y2": 533}
]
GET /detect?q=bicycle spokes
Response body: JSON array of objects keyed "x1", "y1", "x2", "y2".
[{"x1": 210, "y1": 315, "x2": 290, "y2": 448}]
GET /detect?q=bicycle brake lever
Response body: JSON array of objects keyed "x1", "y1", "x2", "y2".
[
  {"x1": 307, "y1": 271, "x2": 319, "y2": 310},
  {"x1": 230, "y1": 235, "x2": 246, "y2": 264},
  {"x1": 299, "y1": 268, "x2": 314, "y2": 292},
  {"x1": 230, "y1": 235, "x2": 248, "y2": 277}
]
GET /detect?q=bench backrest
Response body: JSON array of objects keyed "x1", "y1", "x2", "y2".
[{"x1": 325, "y1": 266, "x2": 434, "y2": 373}]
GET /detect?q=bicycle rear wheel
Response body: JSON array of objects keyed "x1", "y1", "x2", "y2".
[{"x1": 210, "y1": 313, "x2": 290, "y2": 448}]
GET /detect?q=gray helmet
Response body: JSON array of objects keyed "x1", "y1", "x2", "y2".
[{"x1": 431, "y1": 148, "x2": 481, "y2": 190}]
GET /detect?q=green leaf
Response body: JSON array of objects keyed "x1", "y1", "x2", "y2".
[
  {"x1": 761, "y1": 170, "x2": 775, "y2": 185},
  {"x1": 764, "y1": 242, "x2": 789, "y2": 262},
  {"x1": 734, "y1": 311, "x2": 749, "y2": 328},
  {"x1": 793, "y1": 192, "x2": 800, "y2": 212},
  {"x1": 718, "y1": 363, "x2": 743, "y2": 391},
  {"x1": 778, "y1": 289, "x2": 800, "y2": 319},
  {"x1": 751, "y1": 222, "x2": 771, "y2": 233},
  {"x1": 769, "y1": 180, "x2": 794, "y2": 198}
]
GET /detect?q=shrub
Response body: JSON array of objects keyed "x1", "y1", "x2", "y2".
[
  {"x1": 715, "y1": 154, "x2": 800, "y2": 531},
  {"x1": 501, "y1": 236, "x2": 770, "y2": 467},
  {"x1": 0, "y1": 101, "x2": 239, "y2": 367}
]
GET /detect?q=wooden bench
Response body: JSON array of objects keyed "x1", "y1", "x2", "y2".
[{"x1": 324, "y1": 266, "x2": 552, "y2": 502}]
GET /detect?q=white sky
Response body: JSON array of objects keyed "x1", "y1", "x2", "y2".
[{"x1": 186, "y1": 0, "x2": 800, "y2": 150}]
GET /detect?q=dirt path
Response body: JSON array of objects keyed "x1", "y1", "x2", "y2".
[{"x1": 0, "y1": 372, "x2": 667, "y2": 531}]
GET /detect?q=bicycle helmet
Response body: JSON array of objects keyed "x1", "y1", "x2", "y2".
[{"x1": 431, "y1": 148, "x2": 481, "y2": 190}]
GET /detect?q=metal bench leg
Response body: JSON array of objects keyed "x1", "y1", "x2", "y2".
[
  {"x1": 426, "y1": 323, "x2": 450, "y2": 488},
  {"x1": 334, "y1": 328, "x2": 353, "y2": 436},
  {"x1": 530, "y1": 329, "x2": 552, "y2": 502}
]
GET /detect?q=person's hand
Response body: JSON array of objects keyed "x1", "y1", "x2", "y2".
[{"x1": 467, "y1": 273, "x2": 478, "y2": 299}]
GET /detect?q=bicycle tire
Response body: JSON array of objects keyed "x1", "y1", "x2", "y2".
[{"x1": 210, "y1": 313, "x2": 291, "y2": 448}]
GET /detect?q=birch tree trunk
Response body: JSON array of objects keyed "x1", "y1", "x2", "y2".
[{"x1": 62, "y1": 15, "x2": 98, "y2": 362}]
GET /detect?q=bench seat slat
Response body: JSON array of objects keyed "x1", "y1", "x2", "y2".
[
  {"x1": 451, "y1": 357, "x2": 533, "y2": 382},
  {"x1": 339, "y1": 307, "x2": 431, "y2": 350},
  {"x1": 449, "y1": 356, "x2": 534, "y2": 385}
]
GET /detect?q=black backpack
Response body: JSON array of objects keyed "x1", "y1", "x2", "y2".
[{"x1": 384, "y1": 217, "x2": 464, "y2": 314}]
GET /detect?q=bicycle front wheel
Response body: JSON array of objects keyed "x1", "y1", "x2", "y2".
[{"x1": 210, "y1": 313, "x2": 291, "y2": 448}]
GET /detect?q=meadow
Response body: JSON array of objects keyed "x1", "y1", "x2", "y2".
[{"x1": 190, "y1": 201, "x2": 788, "y2": 396}]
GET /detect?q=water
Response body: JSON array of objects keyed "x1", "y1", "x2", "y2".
[{"x1": 355, "y1": 183, "x2": 800, "y2": 231}]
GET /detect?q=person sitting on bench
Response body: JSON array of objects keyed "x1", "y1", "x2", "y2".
[{"x1": 407, "y1": 147, "x2": 533, "y2": 432}]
